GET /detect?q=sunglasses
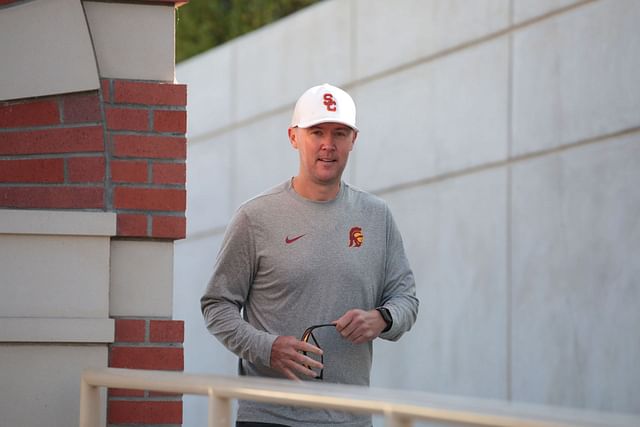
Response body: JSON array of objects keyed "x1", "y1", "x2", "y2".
[{"x1": 300, "y1": 323, "x2": 337, "y2": 380}]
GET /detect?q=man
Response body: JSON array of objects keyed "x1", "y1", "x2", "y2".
[{"x1": 201, "y1": 83, "x2": 419, "y2": 427}]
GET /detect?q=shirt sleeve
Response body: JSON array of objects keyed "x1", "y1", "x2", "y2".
[
  {"x1": 200, "y1": 209, "x2": 277, "y2": 368},
  {"x1": 378, "y1": 206, "x2": 419, "y2": 341}
]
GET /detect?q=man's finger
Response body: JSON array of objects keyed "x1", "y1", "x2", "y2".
[
  {"x1": 338, "y1": 314, "x2": 365, "y2": 339},
  {"x1": 295, "y1": 352, "x2": 323, "y2": 370},
  {"x1": 287, "y1": 359, "x2": 321, "y2": 378},
  {"x1": 295, "y1": 340, "x2": 323, "y2": 356},
  {"x1": 333, "y1": 310, "x2": 357, "y2": 332}
]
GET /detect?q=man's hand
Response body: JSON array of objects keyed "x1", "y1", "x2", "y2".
[
  {"x1": 333, "y1": 309, "x2": 386, "y2": 344},
  {"x1": 270, "y1": 335, "x2": 323, "y2": 381}
]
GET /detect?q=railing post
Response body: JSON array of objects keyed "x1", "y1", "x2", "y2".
[
  {"x1": 79, "y1": 377, "x2": 101, "y2": 427},
  {"x1": 208, "y1": 389, "x2": 232, "y2": 427}
]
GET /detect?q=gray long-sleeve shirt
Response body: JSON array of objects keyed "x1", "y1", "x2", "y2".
[{"x1": 201, "y1": 179, "x2": 419, "y2": 426}]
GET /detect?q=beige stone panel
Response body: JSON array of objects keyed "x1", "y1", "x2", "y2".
[
  {"x1": 512, "y1": 133, "x2": 640, "y2": 412},
  {"x1": 355, "y1": 0, "x2": 509, "y2": 79},
  {"x1": 110, "y1": 240, "x2": 174, "y2": 317},
  {"x1": 512, "y1": 0, "x2": 587, "y2": 24},
  {"x1": 0, "y1": 235, "x2": 110, "y2": 318},
  {"x1": 186, "y1": 134, "x2": 235, "y2": 235},
  {"x1": 372, "y1": 168, "x2": 508, "y2": 399},
  {"x1": 0, "y1": 345, "x2": 107, "y2": 427},
  {"x1": 353, "y1": 37, "x2": 509, "y2": 191},
  {"x1": 231, "y1": 110, "x2": 298, "y2": 209},
  {"x1": 0, "y1": 318, "x2": 114, "y2": 343},
  {"x1": 234, "y1": 1, "x2": 351, "y2": 122},
  {"x1": 0, "y1": 0, "x2": 99, "y2": 101},
  {"x1": 512, "y1": 0, "x2": 640, "y2": 155},
  {"x1": 0, "y1": 210, "x2": 115, "y2": 236},
  {"x1": 84, "y1": 1, "x2": 175, "y2": 81},
  {"x1": 177, "y1": 44, "x2": 234, "y2": 138}
]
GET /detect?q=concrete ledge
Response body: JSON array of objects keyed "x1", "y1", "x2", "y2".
[
  {"x1": 0, "y1": 317, "x2": 114, "y2": 343},
  {"x1": 0, "y1": 209, "x2": 116, "y2": 236},
  {"x1": 0, "y1": 0, "x2": 99, "y2": 101},
  {"x1": 84, "y1": 1, "x2": 175, "y2": 81}
]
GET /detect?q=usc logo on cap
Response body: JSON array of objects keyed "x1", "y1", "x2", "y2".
[
  {"x1": 349, "y1": 226, "x2": 363, "y2": 248},
  {"x1": 323, "y1": 93, "x2": 337, "y2": 112}
]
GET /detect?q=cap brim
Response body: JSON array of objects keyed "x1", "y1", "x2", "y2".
[{"x1": 294, "y1": 117, "x2": 358, "y2": 132}]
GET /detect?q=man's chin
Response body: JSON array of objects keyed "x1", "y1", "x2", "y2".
[{"x1": 313, "y1": 174, "x2": 341, "y2": 186}]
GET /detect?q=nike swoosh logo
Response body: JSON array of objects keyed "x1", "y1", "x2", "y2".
[{"x1": 285, "y1": 234, "x2": 306, "y2": 244}]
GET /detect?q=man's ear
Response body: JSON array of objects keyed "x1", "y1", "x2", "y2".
[
  {"x1": 288, "y1": 127, "x2": 298, "y2": 149},
  {"x1": 350, "y1": 131, "x2": 358, "y2": 151}
]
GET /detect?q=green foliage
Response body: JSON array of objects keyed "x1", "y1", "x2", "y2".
[{"x1": 176, "y1": 0, "x2": 321, "y2": 63}]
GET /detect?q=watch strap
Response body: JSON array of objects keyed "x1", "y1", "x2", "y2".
[{"x1": 376, "y1": 306, "x2": 393, "y2": 333}]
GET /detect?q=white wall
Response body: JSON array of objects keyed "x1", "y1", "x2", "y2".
[{"x1": 175, "y1": 0, "x2": 640, "y2": 425}]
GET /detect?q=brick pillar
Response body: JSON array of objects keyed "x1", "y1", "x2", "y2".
[
  {"x1": 1, "y1": 81, "x2": 187, "y2": 426},
  {"x1": 101, "y1": 78, "x2": 186, "y2": 426},
  {"x1": 108, "y1": 319, "x2": 184, "y2": 425},
  {"x1": 0, "y1": 79, "x2": 186, "y2": 233},
  {"x1": 1, "y1": 1, "x2": 188, "y2": 425},
  {"x1": 103, "y1": 78, "x2": 187, "y2": 239}
]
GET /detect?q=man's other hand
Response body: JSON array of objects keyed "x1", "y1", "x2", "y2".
[
  {"x1": 270, "y1": 335, "x2": 323, "y2": 380},
  {"x1": 333, "y1": 309, "x2": 386, "y2": 344}
]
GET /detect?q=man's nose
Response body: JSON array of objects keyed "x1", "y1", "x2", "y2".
[{"x1": 320, "y1": 135, "x2": 337, "y2": 150}]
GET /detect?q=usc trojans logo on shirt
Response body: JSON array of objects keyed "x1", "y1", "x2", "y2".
[{"x1": 349, "y1": 227, "x2": 363, "y2": 248}]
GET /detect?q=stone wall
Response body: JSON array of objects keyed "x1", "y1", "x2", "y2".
[{"x1": 176, "y1": 0, "x2": 640, "y2": 425}]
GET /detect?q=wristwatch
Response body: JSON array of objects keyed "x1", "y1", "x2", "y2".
[{"x1": 376, "y1": 306, "x2": 393, "y2": 333}]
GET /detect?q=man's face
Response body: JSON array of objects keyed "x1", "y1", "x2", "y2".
[{"x1": 288, "y1": 122, "x2": 357, "y2": 187}]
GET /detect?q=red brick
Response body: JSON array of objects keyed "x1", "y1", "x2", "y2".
[
  {"x1": 108, "y1": 388, "x2": 145, "y2": 398},
  {"x1": 114, "y1": 319, "x2": 146, "y2": 342},
  {"x1": 114, "y1": 187, "x2": 185, "y2": 211},
  {"x1": 152, "y1": 162, "x2": 185, "y2": 185},
  {"x1": 105, "y1": 107, "x2": 149, "y2": 131},
  {"x1": 114, "y1": 80, "x2": 186, "y2": 106},
  {"x1": 111, "y1": 160, "x2": 148, "y2": 183},
  {"x1": 0, "y1": 187, "x2": 103, "y2": 209},
  {"x1": 101, "y1": 79, "x2": 111, "y2": 103},
  {"x1": 0, "y1": 159, "x2": 64, "y2": 183},
  {"x1": 68, "y1": 156, "x2": 105, "y2": 183},
  {"x1": 62, "y1": 92, "x2": 101, "y2": 124},
  {"x1": 150, "y1": 320, "x2": 184, "y2": 343},
  {"x1": 152, "y1": 215, "x2": 186, "y2": 239},
  {"x1": 110, "y1": 347, "x2": 183, "y2": 370},
  {"x1": 0, "y1": 99, "x2": 59, "y2": 128},
  {"x1": 0, "y1": 126, "x2": 104, "y2": 155},
  {"x1": 154, "y1": 110, "x2": 186, "y2": 133},
  {"x1": 112, "y1": 134, "x2": 186, "y2": 159},
  {"x1": 116, "y1": 214, "x2": 148, "y2": 237},
  {"x1": 108, "y1": 401, "x2": 182, "y2": 424}
]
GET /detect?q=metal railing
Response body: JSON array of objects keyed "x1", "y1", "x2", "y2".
[{"x1": 80, "y1": 368, "x2": 640, "y2": 427}]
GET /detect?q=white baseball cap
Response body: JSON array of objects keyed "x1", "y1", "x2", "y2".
[{"x1": 290, "y1": 83, "x2": 358, "y2": 131}]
